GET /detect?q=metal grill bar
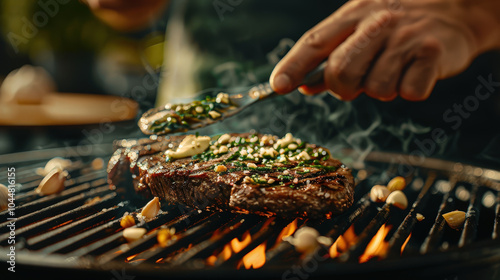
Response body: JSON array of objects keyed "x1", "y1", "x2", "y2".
[
  {"x1": 130, "y1": 212, "x2": 230, "y2": 264},
  {"x1": 0, "y1": 191, "x2": 117, "y2": 246},
  {"x1": 166, "y1": 214, "x2": 259, "y2": 267},
  {"x1": 494, "y1": 192, "x2": 500, "y2": 240},
  {"x1": 420, "y1": 178, "x2": 458, "y2": 254},
  {"x1": 221, "y1": 218, "x2": 291, "y2": 267},
  {"x1": 0, "y1": 184, "x2": 110, "y2": 236},
  {"x1": 0, "y1": 178, "x2": 107, "y2": 221},
  {"x1": 267, "y1": 194, "x2": 373, "y2": 266},
  {"x1": 458, "y1": 184, "x2": 480, "y2": 247},
  {"x1": 27, "y1": 197, "x2": 123, "y2": 250},
  {"x1": 386, "y1": 173, "x2": 436, "y2": 257},
  {"x1": 339, "y1": 203, "x2": 393, "y2": 262},
  {"x1": 0, "y1": 149, "x2": 499, "y2": 278}
]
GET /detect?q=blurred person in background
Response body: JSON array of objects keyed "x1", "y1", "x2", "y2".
[{"x1": 0, "y1": 0, "x2": 168, "y2": 152}]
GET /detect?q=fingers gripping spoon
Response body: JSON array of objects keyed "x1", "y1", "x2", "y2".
[{"x1": 139, "y1": 62, "x2": 327, "y2": 135}]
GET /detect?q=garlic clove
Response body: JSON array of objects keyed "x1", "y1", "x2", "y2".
[
  {"x1": 123, "y1": 227, "x2": 147, "y2": 243},
  {"x1": 0, "y1": 184, "x2": 8, "y2": 211},
  {"x1": 316, "y1": 236, "x2": 333, "y2": 246},
  {"x1": 157, "y1": 227, "x2": 176, "y2": 247},
  {"x1": 442, "y1": 210, "x2": 466, "y2": 230},
  {"x1": 36, "y1": 157, "x2": 71, "y2": 176},
  {"x1": 140, "y1": 197, "x2": 161, "y2": 219},
  {"x1": 214, "y1": 165, "x2": 227, "y2": 173},
  {"x1": 387, "y1": 176, "x2": 406, "y2": 192},
  {"x1": 36, "y1": 168, "x2": 67, "y2": 195},
  {"x1": 291, "y1": 227, "x2": 320, "y2": 253},
  {"x1": 386, "y1": 190, "x2": 408, "y2": 210},
  {"x1": 91, "y1": 158, "x2": 104, "y2": 170},
  {"x1": 416, "y1": 213, "x2": 425, "y2": 222},
  {"x1": 120, "y1": 214, "x2": 136, "y2": 228},
  {"x1": 370, "y1": 185, "x2": 390, "y2": 203},
  {"x1": 217, "y1": 134, "x2": 231, "y2": 145}
]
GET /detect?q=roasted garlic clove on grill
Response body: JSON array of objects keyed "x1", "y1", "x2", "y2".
[
  {"x1": 416, "y1": 213, "x2": 425, "y2": 222},
  {"x1": 123, "y1": 228, "x2": 147, "y2": 242},
  {"x1": 36, "y1": 157, "x2": 71, "y2": 176},
  {"x1": 285, "y1": 227, "x2": 332, "y2": 254},
  {"x1": 141, "y1": 197, "x2": 161, "y2": 219},
  {"x1": 386, "y1": 190, "x2": 408, "y2": 210},
  {"x1": 442, "y1": 210, "x2": 466, "y2": 230},
  {"x1": 387, "y1": 176, "x2": 406, "y2": 192},
  {"x1": 120, "y1": 214, "x2": 136, "y2": 228},
  {"x1": 370, "y1": 185, "x2": 390, "y2": 203},
  {"x1": 36, "y1": 167, "x2": 68, "y2": 195},
  {"x1": 157, "y1": 227, "x2": 176, "y2": 247}
]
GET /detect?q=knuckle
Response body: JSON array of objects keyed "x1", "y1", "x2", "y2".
[
  {"x1": 345, "y1": 0, "x2": 373, "y2": 12},
  {"x1": 328, "y1": 60, "x2": 364, "y2": 85},
  {"x1": 390, "y1": 26, "x2": 418, "y2": 46},
  {"x1": 416, "y1": 37, "x2": 443, "y2": 58},
  {"x1": 301, "y1": 30, "x2": 326, "y2": 50}
]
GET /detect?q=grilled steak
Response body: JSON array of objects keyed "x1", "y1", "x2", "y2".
[{"x1": 107, "y1": 133, "x2": 355, "y2": 218}]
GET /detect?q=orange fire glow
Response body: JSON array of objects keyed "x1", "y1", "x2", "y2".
[
  {"x1": 125, "y1": 253, "x2": 139, "y2": 262},
  {"x1": 359, "y1": 224, "x2": 392, "y2": 263},
  {"x1": 206, "y1": 231, "x2": 253, "y2": 266},
  {"x1": 401, "y1": 233, "x2": 411, "y2": 254},
  {"x1": 242, "y1": 242, "x2": 267, "y2": 269},
  {"x1": 329, "y1": 225, "x2": 358, "y2": 258},
  {"x1": 231, "y1": 231, "x2": 252, "y2": 253},
  {"x1": 276, "y1": 219, "x2": 298, "y2": 243}
]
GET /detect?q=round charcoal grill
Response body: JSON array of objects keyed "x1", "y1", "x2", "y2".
[{"x1": 1, "y1": 144, "x2": 500, "y2": 279}]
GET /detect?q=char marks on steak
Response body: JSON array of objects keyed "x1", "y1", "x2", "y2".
[{"x1": 107, "y1": 133, "x2": 355, "y2": 218}]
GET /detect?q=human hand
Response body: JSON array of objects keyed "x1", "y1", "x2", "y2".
[
  {"x1": 82, "y1": 0, "x2": 168, "y2": 31},
  {"x1": 270, "y1": 0, "x2": 500, "y2": 101}
]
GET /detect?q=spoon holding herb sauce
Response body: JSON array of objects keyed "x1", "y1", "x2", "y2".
[{"x1": 138, "y1": 62, "x2": 326, "y2": 135}]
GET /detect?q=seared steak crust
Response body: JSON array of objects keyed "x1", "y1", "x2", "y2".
[{"x1": 107, "y1": 133, "x2": 354, "y2": 218}]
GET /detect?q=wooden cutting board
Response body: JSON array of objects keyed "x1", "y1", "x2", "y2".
[{"x1": 0, "y1": 93, "x2": 138, "y2": 126}]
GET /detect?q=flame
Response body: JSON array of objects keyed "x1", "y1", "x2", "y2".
[
  {"x1": 276, "y1": 219, "x2": 298, "y2": 243},
  {"x1": 359, "y1": 224, "x2": 392, "y2": 263},
  {"x1": 329, "y1": 238, "x2": 341, "y2": 258},
  {"x1": 242, "y1": 242, "x2": 267, "y2": 269},
  {"x1": 206, "y1": 243, "x2": 233, "y2": 266},
  {"x1": 329, "y1": 225, "x2": 357, "y2": 258},
  {"x1": 126, "y1": 253, "x2": 139, "y2": 262},
  {"x1": 401, "y1": 233, "x2": 411, "y2": 254},
  {"x1": 231, "y1": 231, "x2": 252, "y2": 253},
  {"x1": 206, "y1": 231, "x2": 253, "y2": 266}
]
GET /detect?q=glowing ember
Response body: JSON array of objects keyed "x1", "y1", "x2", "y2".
[
  {"x1": 242, "y1": 242, "x2": 267, "y2": 269},
  {"x1": 401, "y1": 233, "x2": 412, "y2": 254},
  {"x1": 359, "y1": 224, "x2": 392, "y2": 263}
]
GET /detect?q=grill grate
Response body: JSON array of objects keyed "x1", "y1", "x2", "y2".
[{"x1": 1, "y1": 147, "x2": 500, "y2": 278}]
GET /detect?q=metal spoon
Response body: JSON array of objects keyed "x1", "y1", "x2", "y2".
[{"x1": 139, "y1": 62, "x2": 327, "y2": 135}]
